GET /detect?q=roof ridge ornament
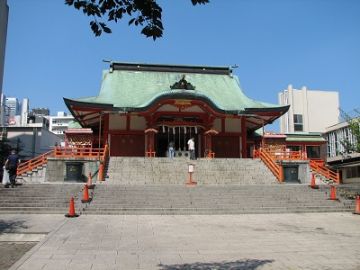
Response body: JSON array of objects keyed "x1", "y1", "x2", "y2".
[{"x1": 170, "y1": 75, "x2": 196, "y2": 90}]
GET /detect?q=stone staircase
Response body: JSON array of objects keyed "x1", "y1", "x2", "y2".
[
  {"x1": 82, "y1": 157, "x2": 353, "y2": 214},
  {"x1": 0, "y1": 157, "x2": 356, "y2": 215},
  {"x1": 16, "y1": 165, "x2": 47, "y2": 184},
  {"x1": 84, "y1": 184, "x2": 353, "y2": 215},
  {"x1": 107, "y1": 157, "x2": 278, "y2": 185},
  {"x1": 0, "y1": 184, "x2": 83, "y2": 214}
]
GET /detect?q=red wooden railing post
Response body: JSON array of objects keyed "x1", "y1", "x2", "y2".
[{"x1": 279, "y1": 164, "x2": 284, "y2": 183}]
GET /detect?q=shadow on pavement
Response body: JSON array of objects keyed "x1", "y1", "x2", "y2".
[
  {"x1": 0, "y1": 220, "x2": 28, "y2": 233},
  {"x1": 158, "y1": 259, "x2": 274, "y2": 270}
]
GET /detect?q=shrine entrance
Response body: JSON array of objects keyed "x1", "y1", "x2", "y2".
[{"x1": 155, "y1": 126, "x2": 201, "y2": 158}]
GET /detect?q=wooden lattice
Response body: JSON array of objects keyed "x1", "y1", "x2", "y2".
[{"x1": 65, "y1": 129, "x2": 93, "y2": 148}]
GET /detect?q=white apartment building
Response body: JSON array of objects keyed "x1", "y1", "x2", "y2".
[
  {"x1": 278, "y1": 85, "x2": 340, "y2": 133},
  {"x1": 48, "y1": 112, "x2": 74, "y2": 138},
  {"x1": 325, "y1": 119, "x2": 360, "y2": 183}
]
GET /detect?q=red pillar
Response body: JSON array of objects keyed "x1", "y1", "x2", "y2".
[{"x1": 241, "y1": 117, "x2": 247, "y2": 158}]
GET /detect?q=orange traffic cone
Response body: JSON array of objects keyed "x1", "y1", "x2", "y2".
[
  {"x1": 65, "y1": 197, "x2": 79, "y2": 218},
  {"x1": 81, "y1": 185, "x2": 92, "y2": 203},
  {"x1": 328, "y1": 185, "x2": 338, "y2": 201},
  {"x1": 354, "y1": 196, "x2": 360, "y2": 215},
  {"x1": 86, "y1": 172, "x2": 95, "y2": 189},
  {"x1": 309, "y1": 173, "x2": 319, "y2": 189}
]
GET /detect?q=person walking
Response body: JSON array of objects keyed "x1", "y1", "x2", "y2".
[
  {"x1": 187, "y1": 137, "x2": 196, "y2": 160},
  {"x1": 168, "y1": 141, "x2": 175, "y2": 159},
  {"x1": 4, "y1": 150, "x2": 20, "y2": 188}
]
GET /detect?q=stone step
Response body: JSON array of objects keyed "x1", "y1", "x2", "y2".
[
  {"x1": 82, "y1": 184, "x2": 352, "y2": 215},
  {"x1": 0, "y1": 184, "x2": 83, "y2": 214}
]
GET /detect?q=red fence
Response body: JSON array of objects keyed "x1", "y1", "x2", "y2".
[
  {"x1": 254, "y1": 147, "x2": 340, "y2": 184},
  {"x1": 17, "y1": 145, "x2": 109, "y2": 176}
]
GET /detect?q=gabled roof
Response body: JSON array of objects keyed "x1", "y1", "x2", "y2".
[{"x1": 64, "y1": 62, "x2": 289, "y2": 128}]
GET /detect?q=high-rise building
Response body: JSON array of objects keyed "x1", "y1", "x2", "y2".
[
  {"x1": 32, "y1": 107, "x2": 50, "y2": 116},
  {"x1": 278, "y1": 85, "x2": 340, "y2": 133},
  {"x1": 0, "y1": 0, "x2": 8, "y2": 97},
  {"x1": 4, "y1": 96, "x2": 20, "y2": 125},
  {"x1": 0, "y1": 0, "x2": 9, "y2": 126},
  {"x1": 20, "y1": 98, "x2": 29, "y2": 126}
]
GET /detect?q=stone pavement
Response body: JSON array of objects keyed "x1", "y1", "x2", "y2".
[{"x1": 3, "y1": 213, "x2": 360, "y2": 270}]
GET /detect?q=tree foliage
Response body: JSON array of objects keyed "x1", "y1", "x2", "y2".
[
  {"x1": 340, "y1": 109, "x2": 360, "y2": 154},
  {"x1": 65, "y1": 0, "x2": 209, "y2": 40}
]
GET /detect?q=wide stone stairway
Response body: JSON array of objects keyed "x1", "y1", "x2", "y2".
[
  {"x1": 0, "y1": 184, "x2": 83, "y2": 214},
  {"x1": 106, "y1": 157, "x2": 278, "y2": 185},
  {"x1": 0, "y1": 158, "x2": 355, "y2": 215},
  {"x1": 83, "y1": 157, "x2": 353, "y2": 215}
]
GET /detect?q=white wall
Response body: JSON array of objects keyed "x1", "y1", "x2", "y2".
[{"x1": 279, "y1": 85, "x2": 339, "y2": 133}]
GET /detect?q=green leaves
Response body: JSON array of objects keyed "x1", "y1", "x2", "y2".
[
  {"x1": 65, "y1": 0, "x2": 209, "y2": 40},
  {"x1": 340, "y1": 109, "x2": 360, "y2": 153}
]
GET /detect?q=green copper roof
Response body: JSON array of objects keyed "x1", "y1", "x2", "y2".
[
  {"x1": 67, "y1": 120, "x2": 82, "y2": 129},
  {"x1": 68, "y1": 63, "x2": 287, "y2": 113},
  {"x1": 285, "y1": 133, "x2": 326, "y2": 142}
]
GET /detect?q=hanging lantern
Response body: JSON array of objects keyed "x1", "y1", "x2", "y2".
[
  {"x1": 195, "y1": 126, "x2": 198, "y2": 134},
  {"x1": 162, "y1": 125, "x2": 165, "y2": 133}
]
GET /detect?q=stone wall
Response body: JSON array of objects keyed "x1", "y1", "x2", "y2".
[{"x1": 46, "y1": 157, "x2": 100, "y2": 182}]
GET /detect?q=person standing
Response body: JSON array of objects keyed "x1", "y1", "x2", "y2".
[
  {"x1": 168, "y1": 141, "x2": 175, "y2": 159},
  {"x1": 187, "y1": 137, "x2": 195, "y2": 160},
  {"x1": 5, "y1": 150, "x2": 20, "y2": 188}
]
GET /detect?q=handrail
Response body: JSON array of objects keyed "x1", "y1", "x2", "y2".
[
  {"x1": 17, "y1": 150, "x2": 54, "y2": 176},
  {"x1": 255, "y1": 147, "x2": 341, "y2": 184},
  {"x1": 257, "y1": 148, "x2": 284, "y2": 182},
  {"x1": 17, "y1": 146, "x2": 109, "y2": 177},
  {"x1": 262, "y1": 149, "x2": 306, "y2": 161},
  {"x1": 54, "y1": 147, "x2": 105, "y2": 158},
  {"x1": 309, "y1": 159, "x2": 340, "y2": 184}
]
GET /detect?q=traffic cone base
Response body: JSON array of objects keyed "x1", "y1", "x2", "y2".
[
  {"x1": 65, "y1": 197, "x2": 79, "y2": 218},
  {"x1": 81, "y1": 198, "x2": 92, "y2": 203},
  {"x1": 353, "y1": 196, "x2": 360, "y2": 215}
]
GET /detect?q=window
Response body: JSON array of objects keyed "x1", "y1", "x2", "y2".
[
  {"x1": 293, "y1": 114, "x2": 303, "y2": 131},
  {"x1": 287, "y1": 145, "x2": 300, "y2": 151},
  {"x1": 345, "y1": 166, "x2": 360, "y2": 179},
  {"x1": 306, "y1": 146, "x2": 320, "y2": 159}
]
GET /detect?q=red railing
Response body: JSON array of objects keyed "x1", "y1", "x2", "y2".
[
  {"x1": 255, "y1": 148, "x2": 284, "y2": 182},
  {"x1": 254, "y1": 147, "x2": 341, "y2": 184},
  {"x1": 54, "y1": 147, "x2": 106, "y2": 159},
  {"x1": 17, "y1": 145, "x2": 109, "y2": 177},
  {"x1": 309, "y1": 159, "x2": 341, "y2": 184},
  {"x1": 17, "y1": 150, "x2": 54, "y2": 176}
]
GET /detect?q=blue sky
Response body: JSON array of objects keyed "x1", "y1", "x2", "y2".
[{"x1": 3, "y1": 0, "x2": 360, "y2": 130}]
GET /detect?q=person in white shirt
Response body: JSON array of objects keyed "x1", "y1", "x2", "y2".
[{"x1": 187, "y1": 137, "x2": 195, "y2": 160}]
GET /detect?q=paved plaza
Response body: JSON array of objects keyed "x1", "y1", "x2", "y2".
[{"x1": 0, "y1": 213, "x2": 358, "y2": 270}]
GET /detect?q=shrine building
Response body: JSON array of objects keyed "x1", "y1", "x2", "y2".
[{"x1": 64, "y1": 62, "x2": 289, "y2": 158}]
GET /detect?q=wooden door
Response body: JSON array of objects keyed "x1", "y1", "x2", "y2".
[{"x1": 110, "y1": 134, "x2": 145, "y2": 156}]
